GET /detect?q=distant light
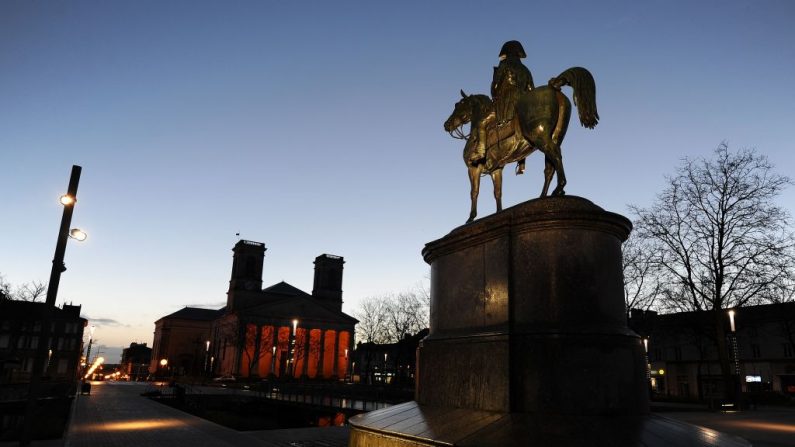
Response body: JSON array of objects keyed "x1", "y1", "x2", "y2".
[
  {"x1": 69, "y1": 228, "x2": 87, "y2": 241},
  {"x1": 658, "y1": 369, "x2": 665, "y2": 375},
  {"x1": 60, "y1": 195, "x2": 75, "y2": 206},
  {"x1": 160, "y1": 359, "x2": 168, "y2": 367}
]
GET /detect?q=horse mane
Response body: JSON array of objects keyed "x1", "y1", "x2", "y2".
[
  {"x1": 553, "y1": 67, "x2": 599, "y2": 128},
  {"x1": 467, "y1": 94, "x2": 493, "y2": 124}
]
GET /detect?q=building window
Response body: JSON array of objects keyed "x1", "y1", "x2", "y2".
[
  {"x1": 0, "y1": 334, "x2": 9, "y2": 348},
  {"x1": 0, "y1": 320, "x2": 10, "y2": 330},
  {"x1": 751, "y1": 344, "x2": 761, "y2": 358},
  {"x1": 652, "y1": 348, "x2": 663, "y2": 361},
  {"x1": 784, "y1": 343, "x2": 794, "y2": 358},
  {"x1": 674, "y1": 347, "x2": 682, "y2": 361},
  {"x1": 57, "y1": 359, "x2": 69, "y2": 374}
]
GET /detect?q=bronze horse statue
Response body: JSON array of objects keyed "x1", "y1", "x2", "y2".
[{"x1": 443, "y1": 67, "x2": 599, "y2": 223}]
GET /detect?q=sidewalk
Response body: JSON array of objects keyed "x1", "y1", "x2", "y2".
[{"x1": 4, "y1": 381, "x2": 349, "y2": 447}]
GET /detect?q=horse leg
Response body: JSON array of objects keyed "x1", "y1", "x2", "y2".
[
  {"x1": 467, "y1": 164, "x2": 482, "y2": 223},
  {"x1": 540, "y1": 156, "x2": 554, "y2": 197},
  {"x1": 492, "y1": 168, "x2": 503, "y2": 212},
  {"x1": 547, "y1": 141, "x2": 567, "y2": 196}
]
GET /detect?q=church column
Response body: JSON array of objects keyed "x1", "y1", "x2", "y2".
[
  {"x1": 318, "y1": 329, "x2": 326, "y2": 378},
  {"x1": 234, "y1": 322, "x2": 245, "y2": 375},
  {"x1": 251, "y1": 324, "x2": 261, "y2": 377},
  {"x1": 348, "y1": 330, "x2": 355, "y2": 378},
  {"x1": 302, "y1": 327, "x2": 310, "y2": 377},
  {"x1": 333, "y1": 329, "x2": 341, "y2": 377},
  {"x1": 271, "y1": 324, "x2": 279, "y2": 375}
]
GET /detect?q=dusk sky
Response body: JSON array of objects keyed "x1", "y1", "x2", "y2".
[{"x1": 2, "y1": 0, "x2": 794, "y2": 361}]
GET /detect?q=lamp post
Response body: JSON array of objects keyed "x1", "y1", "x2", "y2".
[
  {"x1": 727, "y1": 309, "x2": 741, "y2": 408},
  {"x1": 204, "y1": 340, "x2": 210, "y2": 377},
  {"x1": 83, "y1": 325, "x2": 96, "y2": 376},
  {"x1": 22, "y1": 165, "x2": 83, "y2": 446},
  {"x1": 289, "y1": 319, "x2": 298, "y2": 377},
  {"x1": 271, "y1": 346, "x2": 277, "y2": 376},
  {"x1": 160, "y1": 358, "x2": 169, "y2": 381}
]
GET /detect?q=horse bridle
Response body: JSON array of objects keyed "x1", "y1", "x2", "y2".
[{"x1": 448, "y1": 101, "x2": 471, "y2": 140}]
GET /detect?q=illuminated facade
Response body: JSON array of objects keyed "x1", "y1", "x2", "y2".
[{"x1": 210, "y1": 240, "x2": 358, "y2": 379}]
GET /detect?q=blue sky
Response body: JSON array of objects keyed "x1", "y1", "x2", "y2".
[{"x1": 2, "y1": 0, "x2": 794, "y2": 361}]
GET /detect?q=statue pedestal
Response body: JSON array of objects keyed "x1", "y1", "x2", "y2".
[{"x1": 349, "y1": 197, "x2": 749, "y2": 446}]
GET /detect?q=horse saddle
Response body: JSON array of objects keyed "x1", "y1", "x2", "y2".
[{"x1": 485, "y1": 122, "x2": 516, "y2": 149}]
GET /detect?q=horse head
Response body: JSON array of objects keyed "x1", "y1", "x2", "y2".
[{"x1": 444, "y1": 90, "x2": 473, "y2": 137}]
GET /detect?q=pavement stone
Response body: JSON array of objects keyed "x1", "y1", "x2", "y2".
[{"x1": 53, "y1": 381, "x2": 348, "y2": 447}]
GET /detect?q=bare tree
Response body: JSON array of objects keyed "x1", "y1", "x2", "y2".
[
  {"x1": 383, "y1": 291, "x2": 427, "y2": 342},
  {"x1": 0, "y1": 274, "x2": 47, "y2": 302},
  {"x1": 622, "y1": 235, "x2": 662, "y2": 315},
  {"x1": 17, "y1": 281, "x2": 47, "y2": 302},
  {"x1": 354, "y1": 296, "x2": 390, "y2": 343},
  {"x1": 0, "y1": 274, "x2": 11, "y2": 300},
  {"x1": 630, "y1": 143, "x2": 795, "y2": 399},
  {"x1": 354, "y1": 284, "x2": 430, "y2": 344}
]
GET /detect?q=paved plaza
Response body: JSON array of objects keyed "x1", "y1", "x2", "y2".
[
  {"x1": 4, "y1": 381, "x2": 794, "y2": 446},
  {"x1": 664, "y1": 408, "x2": 795, "y2": 447},
  {"x1": 5, "y1": 381, "x2": 349, "y2": 447}
]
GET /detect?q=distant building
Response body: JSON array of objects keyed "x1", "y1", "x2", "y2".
[
  {"x1": 121, "y1": 342, "x2": 152, "y2": 380},
  {"x1": 150, "y1": 307, "x2": 220, "y2": 376},
  {"x1": 629, "y1": 302, "x2": 795, "y2": 400},
  {"x1": 151, "y1": 240, "x2": 358, "y2": 380},
  {"x1": 352, "y1": 329, "x2": 428, "y2": 385},
  {"x1": 0, "y1": 300, "x2": 86, "y2": 384}
]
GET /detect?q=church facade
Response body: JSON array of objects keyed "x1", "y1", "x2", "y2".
[{"x1": 210, "y1": 240, "x2": 358, "y2": 379}]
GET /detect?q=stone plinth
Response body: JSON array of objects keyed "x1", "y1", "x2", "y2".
[{"x1": 349, "y1": 197, "x2": 749, "y2": 446}]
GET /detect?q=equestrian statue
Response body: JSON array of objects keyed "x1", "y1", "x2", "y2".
[{"x1": 443, "y1": 40, "x2": 599, "y2": 223}]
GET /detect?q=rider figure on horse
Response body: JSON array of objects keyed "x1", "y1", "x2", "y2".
[{"x1": 471, "y1": 40, "x2": 535, "y2": 173}]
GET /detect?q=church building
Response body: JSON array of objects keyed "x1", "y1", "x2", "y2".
[{"x1": 210, "y1": 240, "x2": 358, "y2": 379}]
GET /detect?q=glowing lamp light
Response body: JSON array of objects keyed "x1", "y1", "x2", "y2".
[
  {"x1": 69, "y1": 228, "x2": 87, "y2": 241},
  {"x1": 59, "y1": 195, "x2": 75, "y2": 206},
  {"x1": 292, "y1": 319, "x2": 298, "y2": 334},
  {"x1": 658, "y1": 369, "x2": 665, "y2": 375},
  {"x1": 728, "y1": 310, "x2": 737, "y2": 333},
  {"x1": 160, "y1": 359, "x2": 168, "y2": 367}
]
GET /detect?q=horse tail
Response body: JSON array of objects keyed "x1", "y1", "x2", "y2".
[{"x1": 551, "y1": 67, "x2": 599, "y2": 129}]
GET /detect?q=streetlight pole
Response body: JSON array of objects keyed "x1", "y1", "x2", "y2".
[
  {"x1": 204, "y1": 340, "x2": 210, "y2": 378},
  {"x1": 21, "y1": 165, "x2": 82, "y2": 446},
  {"x1": 290, "y1": 319, "x2": 298, "y2": 377},
  {"x1": 727, "y1": 310, "x2": 741, "y2": 408}
]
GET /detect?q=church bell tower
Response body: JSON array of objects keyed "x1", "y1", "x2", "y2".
[
  {"x1": 312, "y1": 254, "x2": 344, "y2": 311},
  {"x1": 227, "y1": 240, "x2": 266, "y2": 310}
]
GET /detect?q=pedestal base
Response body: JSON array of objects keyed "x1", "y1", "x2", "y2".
[{"x1": 348, "y1": 401, "x2": 750, "y2": 447}]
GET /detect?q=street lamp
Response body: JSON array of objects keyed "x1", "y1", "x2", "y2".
[
  {"x1": 22, "y1": 165, "x2": 83, "y2": 446},
  {"x1": 289, "y1": 319, "x2": 299, "y2": 377},
  {"x1": 271, "y1": 346, "x2": 277, "y2": 375},
  {"x1": 726, "y1": 309, "x2": 741, "y2": 409},
  {"x1": 204, "y1": 340, "x2": 210, "y2": 376},
  {"x1": 69, "y1": 228, "x2": 87, "y2": 241}
]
